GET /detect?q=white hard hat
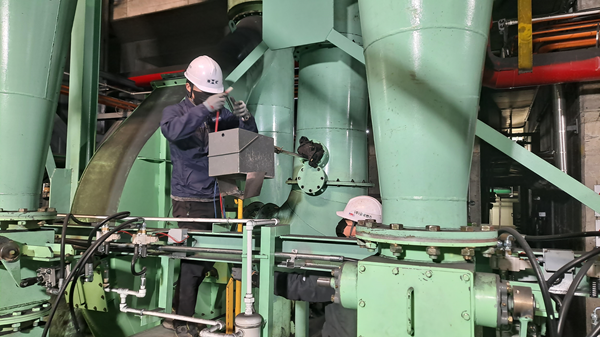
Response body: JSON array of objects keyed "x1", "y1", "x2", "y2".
[
  {"x1": 184, "y1": 56, "x2": 224, "y2": 93},
  {"x1": 336, "y1": 196, "x2": 382, "y2": 223}
]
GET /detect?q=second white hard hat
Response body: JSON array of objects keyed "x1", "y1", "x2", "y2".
[
  {"x1": 184, "y1": 55, "x2": 224, "y2": 93},
  {"x1": 336, "y1": 196, "x2": 382, "y2": 223}
]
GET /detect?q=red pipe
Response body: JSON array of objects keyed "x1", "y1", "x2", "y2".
[
  {"x1": 483, "y1": 56, "x2": 600, "y2": 88},
  {"x1": 128, "y1": 69, "x2": 183, "y2": 87}
]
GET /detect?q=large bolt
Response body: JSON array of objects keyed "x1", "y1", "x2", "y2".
[
  {"x1": 461, "y1": 247, "x2": 475, "y2": 261},
  {"x1": 460, "y1": 226, "x2": 474, "y2": 232},
  {"x1": 390, "y1": 223, "x2": 403, "y2": 230},
  {"x1": 18, "y1": 208, "x2": 27, "y2": 212},
  {"x1": 507, "y1": 316, "x2": 513, "y2": 324},
  {"x1": 426, "y1": 246, "x2": 440, "y2": 260},
  {"x1": 390, "y1": 244, "x2": 403, "y2": 257},
  {"x1": 426, "y1": 225, "x2": 441, "y2": 232},
  {"x1": 481, "y1": 225, "x2": 492, "y2": 231}
]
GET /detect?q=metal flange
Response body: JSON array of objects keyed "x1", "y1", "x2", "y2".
[
  {"x1": 296, "y1": 165, "x2": 327, "y2": 195},
  {"x1": 0, "y1": 302, "x2": 51, "y2": 330},
  {"x1": 355, "y1": 224, "x2": 498, "y2": 248},
  {"x1": 0, "y1": 208, "x2": 57, "y2": 230}
]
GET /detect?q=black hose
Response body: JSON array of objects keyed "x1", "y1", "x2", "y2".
[
  {"x1": 130, "y1": 244, "x2": 147, "y2": 276},
  {"x1": 498, "y1": 227, "x2": 557, "y2": 337},
  {"x1": 587, "y1": 323, "x2": 600, "y2": 337},
  {"x1": 86, "y1": 211, "x2": 131, "y2": 246},
  {"x1": 557, "y1": 258, "x2": 596, "y2": 337},
  {"x1": 525, "y1": 232, "x2": 600, "y2": 242},
  {"x1": 551, "y1": 293, "x2": 563, "y2": 311},
  {"x1": 42, "y1": 217, "x2": 143, "y2": 337},
  {"x1": 68, "y1": 214, "x2": 92, "y2": 225},
  {"x1": 547, "y1": 247, "x2": 600, "y2": 287}
]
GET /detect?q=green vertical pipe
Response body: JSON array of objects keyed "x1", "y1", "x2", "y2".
[
  {"x1": 357, "y1": 0, "x2": 494, "y2": 229},
  {"x1": 281, "y1": 0, "x2": 368, "y2": 236},
  {"x1": 295, "y1": 301, "x2": 309, "y2": 337},
  {"x1": 0, "y1": 0, "x2": 78, "y2": 211},
  {"x1": 247, "y1": 48, "x2": 295, "y2": 206},
  {"x1": 66, "y1": 0, "x2": 101, "y2": 203}
]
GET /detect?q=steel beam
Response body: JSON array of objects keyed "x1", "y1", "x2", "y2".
[
  {"x1": 475, "y1": 120, "x2": 600, "y2": 214},
  {"x1": 66, "y1": 0, "x2": 102, "y2": 203}
]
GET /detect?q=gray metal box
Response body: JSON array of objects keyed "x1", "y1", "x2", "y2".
[{"x1": 208, "y1": 128, "x2": 274, "y2": 178}]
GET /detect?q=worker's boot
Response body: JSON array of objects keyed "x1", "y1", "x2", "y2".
[{"x1": 174, "y1": 323, "x2": 198, "y2": 337}]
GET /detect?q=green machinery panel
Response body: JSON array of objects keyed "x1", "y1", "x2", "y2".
[
  {"x1": 263, "y1": 0, "x2": 333, "y2": 49},
  {"x1": 356, "y1": 257, "x2": 474, "y2": 337}
]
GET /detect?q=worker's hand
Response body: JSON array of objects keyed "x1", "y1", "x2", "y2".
[
  {"x1": 202, "y1": 92, "x2": 227, "y2": 112},
  {"x1": 233, "y1": 101, "x2": 252, "y2": 121}
]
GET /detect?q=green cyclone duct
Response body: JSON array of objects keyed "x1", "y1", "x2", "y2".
[
  {"x1": 358, "y1": 0, "x2": 494, "y2": 229},
  {"x1": 281, "y1": 0, "x2": 368, "y2": 236},
  {"x1": 247, "y1": 48, "x2": 295, "y2": 206},
  {"x1": 0, "y1": 0, "x2": 77, "y2": 210}
]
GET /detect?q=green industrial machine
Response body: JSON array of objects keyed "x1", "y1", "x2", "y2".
[{"x1": 3, "y1": 0, "x2": 600, "y2": 337}]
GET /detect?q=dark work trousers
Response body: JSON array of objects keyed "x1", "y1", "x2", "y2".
[{"x1": 172, "y1": 199, "x2": 220, "y2": 327}]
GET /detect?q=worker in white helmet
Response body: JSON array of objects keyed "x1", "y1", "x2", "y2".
[
  {"x1": 160, "y1": 55, "x2": 257, "y2": 337},
  {"x1": 334, "y1": 195, "x2": 383, "y2": 238},
  {"x1": 274, "y1": 196, "x2": 382, "y2": 337}
]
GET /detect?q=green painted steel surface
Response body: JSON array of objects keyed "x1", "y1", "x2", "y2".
[
  {"x1": 358, "y1": 0, "x2": 493, "y2": 229},
  {"x1": 118, "y1": 130, "x2": 172, "y2": 227},
  {"x1": 0, "y1": 231, "x2": 54, "y2": 334},
  {"x1": 473, "y1": 273, "x2": 500, "y2": 328},
  {"x1": 263, "y1": 0, "x2": 334, "y2": 50},
  {"x1": 0, "y1": 0, "x2": 77, "y2": 210},
  {"x1": 71, "y1": 85, "x2": 184, "y2": 216},
  {"x1": 356, "y1": 257, "x2": 475, "y2": 336},
  {"x1": 280, "y1": 0, "x2": 368, "y2": 235},
  {"x1": 247, "y1": 49, "x2": 295, "y2": 206},
  {"x1": 82, "y1": 256, "x2": 166, "y2": 336},
  {"x1": 476, "y1": 120, "x2": 600, "y2": 214},
  {"x1": 66, "y1": 0, "x2": 102, "y2": 202}
]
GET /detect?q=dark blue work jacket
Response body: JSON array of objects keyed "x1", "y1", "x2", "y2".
[{"x1": 160, "y1": 98, "x2": 258, "y2": 200}]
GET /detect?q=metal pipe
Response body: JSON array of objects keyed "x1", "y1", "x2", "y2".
[
  {"x1": 244, "y1": 221, "x2": 255, "y2": 315},
  {"x1": 157, "y1": 246, "x2": 243, "y2": 255},
  {"x1": 502, "y1": 8, "x2": 600, "y2": 26},
  {"x1": 122, "y1": 305, "x2": 224, "y2": 328},
  {"x1": 57, "y1": 213, "x2": 279, "y2": 225},
  {"x1": 274, "y1": 252, "x2": 345, "y2": 262},
  {"x1": 552, "y1": 84, "x2": 568, "y2": 174}
]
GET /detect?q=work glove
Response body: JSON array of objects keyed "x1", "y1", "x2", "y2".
[
  {"x1": 297, "y1": 136, "x2": 325, "y2": 168},
  {"x1": 202, "y1": 92, "x2": 227, "y2": 112},
  {"x1": 233, "y1": 100, "x2": 252, "y2": 121}
]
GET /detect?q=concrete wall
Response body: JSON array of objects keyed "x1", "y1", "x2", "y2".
[{"x1": 577, "y1": 81, "x2": 600, "y2": 331}]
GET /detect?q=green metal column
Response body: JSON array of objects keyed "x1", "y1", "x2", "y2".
[
  {"x1": 284, "y1": 0, "x2": 368, "y2": 236},
  {"x1": 66, "y1": 0, "x2": 101, "y2": 203},
  {"x1": 358, "y1": 0, "x2": 494, "y2": 229},
  {"x1": 0, "y1": 0, "x2": 78, "y2": 211},
  {"x1": 247, "y1": 48, "x2": 295, "y2": 206}
]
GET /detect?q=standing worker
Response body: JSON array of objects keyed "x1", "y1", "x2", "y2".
[
  {"x1": 160, "y1": 55, "x2": 258, "y2": 337},
  {"x1": 274, "y1": 196, "x2": 382, "y2": 337}
]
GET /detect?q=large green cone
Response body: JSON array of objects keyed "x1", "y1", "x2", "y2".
[
  {"x1": 358, "y1": 0, "x2": 494, "y2": 229},
  {"x1": 0, "y1": 0, "x2": 77, "y2": 210}
]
